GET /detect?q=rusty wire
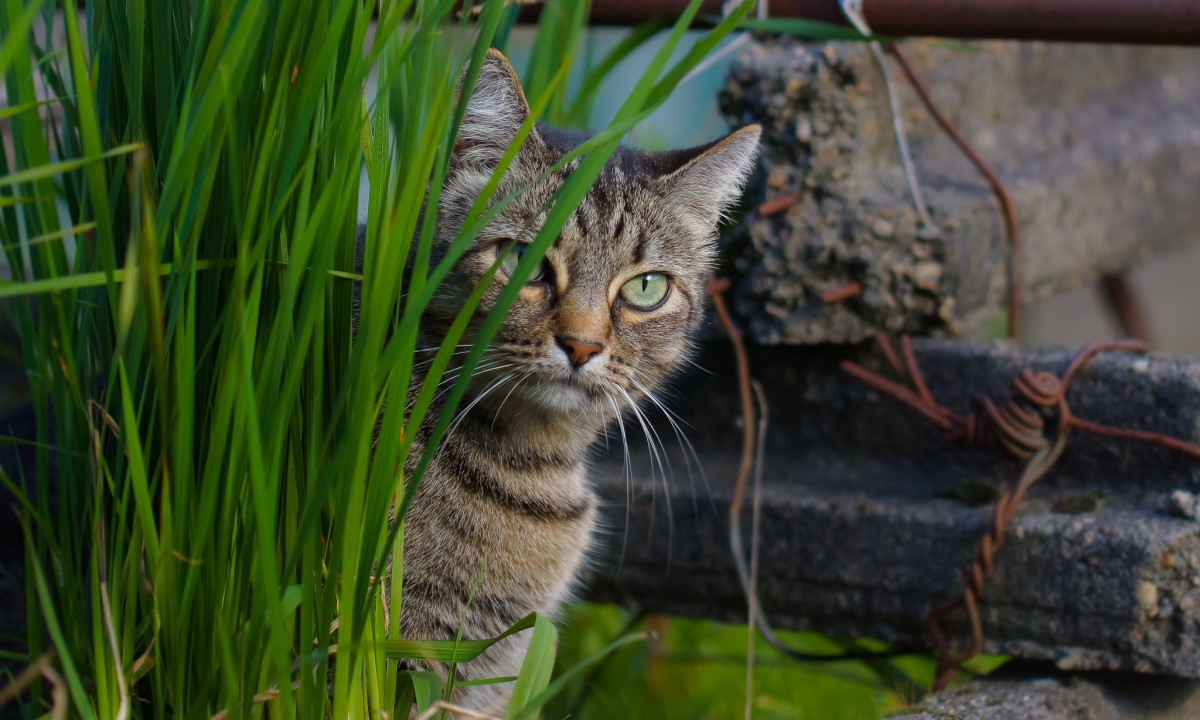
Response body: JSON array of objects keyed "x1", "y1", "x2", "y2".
[
  {"x1": 757, "y1": 193, "x2": 799, "y2": 216},
  {"x1": 886, "y1": 45, "x2": 1022, "y2": 340},
  {"x1": 1099, "y1": 271, "x2": 1154, "y2": 343},
  {"x1": 708, "y1": 275, "x2": 924, "y2": 681},
  {"x1": 819, "y1": 280, "x2": 863, "y2": 304},
  {"x1": 842, "y1": 334, "x2": 1200, "y2": 690},
  {"x1": 708, "y1": 275, "x2": 756, "y2": 518}
]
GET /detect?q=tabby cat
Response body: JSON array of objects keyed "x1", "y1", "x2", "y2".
[{"x1": 397, "y1": 49, "x2": 760, "y2": 712}]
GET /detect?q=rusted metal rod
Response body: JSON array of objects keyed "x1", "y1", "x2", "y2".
[{"x1": 560, "y1": 0, "x2": 1200, "y2": 46}]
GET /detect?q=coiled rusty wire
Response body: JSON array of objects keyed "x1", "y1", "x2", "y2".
[{"x1": 842, "y1": 334, "x2": 1200, "y2": 691}]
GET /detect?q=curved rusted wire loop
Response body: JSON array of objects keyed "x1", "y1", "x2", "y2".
[
  {"x1": 841, "y1": 335, "x2": 1200, "y2": 691},
  {"x1": 926, "y1": 434, "x2": 1067, "y2": 690}
]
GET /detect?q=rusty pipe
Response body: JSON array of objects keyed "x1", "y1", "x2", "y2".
[{"x1": 553, "y1": 0, "x2": 1200, "y2": 46}]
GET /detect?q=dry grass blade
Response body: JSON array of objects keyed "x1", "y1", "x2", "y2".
[
  {"x1": 745, "y1": 381, "x2": 769, "y2": 720},
  {"x1": 710, "y1": 275, "x2": 916, "y2": 682},
  {"x1": 209, "y1": 681, "x2": 303, "y2": 720},
  {"x1": 44, "y1": 663, "x2": 67, "y2": 720},
  {"x1": 415, "y1": 700, "x2": 501, "y2": 720},
  {"x1": 0, "y1": 651, "x2": 55, "y2": 709}
]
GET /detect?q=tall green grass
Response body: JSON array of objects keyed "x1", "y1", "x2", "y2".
[{"x1": 0, "y1": 0, "x2": 752, "y2": 717}]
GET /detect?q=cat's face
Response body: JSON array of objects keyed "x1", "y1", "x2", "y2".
[{"x1": 427, "y1": 50, "x2": 760, "y2": 419}]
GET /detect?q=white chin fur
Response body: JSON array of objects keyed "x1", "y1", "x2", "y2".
[{"x1": 526, "y1": 379, "x2": 597, "y2": 414}]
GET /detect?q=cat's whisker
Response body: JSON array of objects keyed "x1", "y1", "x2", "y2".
[
  {"x1": 412, "y1": 349, "x2": 499, "y2": 366},
  {"x1": 629, "y1": 375, "x2": 716, "y2": 523},
  {"x1": 410, "y1": 348, "x2": 502, "y2": 372},
  {"x1": 412, "y1": 343, "x2": 476, "y2": 354},
  {"x1": 429, "y1": 358, "x2": 510, "y2": 391},
  {"x1": 490, "y1": 371, "x2": 530, "y2": 432},
  {"x1": 615, "y1": 385, "x2": 675, "y2": 568},
  {"x1": 626, "y1": 375, "x2": 708, "y2": 504},
  {"x1": 601, "y1": 389, "x2": 634, "y2": 573},
  {"x1": 406, "y1": 359, "x2": 513, "y2": 417},
  {"x1": 616, "y1": 385, "x2": 673, "y2": 487},
  {"x1": 429, "y1": 362, "x2": 517, "y2": 410},
  {"x1": 598, "y1": 407, "x2": 611, "y2": 454},
  {"x1": 434, "y1": 358, "x2": 506, "y2": 385},
  {"x1": 679, "y1": 355, "x2": 714, "y2": 375},
  {"x1": 445, "y1": 372, "x2": 515, "y2": 443}
]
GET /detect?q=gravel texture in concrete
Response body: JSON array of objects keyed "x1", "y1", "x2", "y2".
[{"x1": 718, "y1": 39, "x2": 1200, "y2": 344}]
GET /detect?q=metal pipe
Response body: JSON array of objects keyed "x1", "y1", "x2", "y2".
[{"x1": 570, "y1": 0, "x2": 1200, "y2": 45}]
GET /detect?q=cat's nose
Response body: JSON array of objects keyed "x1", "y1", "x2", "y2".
[{"x1": 556, "y1": 335, "x2": 604, "y2": 367}]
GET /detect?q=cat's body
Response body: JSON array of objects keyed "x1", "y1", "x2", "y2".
[
  {"x1": 391, "y1": 50, "x2": 760, "y2": 713},
  {"x1": 397, "y1": 366, "x2": 599, "y2": 711}
]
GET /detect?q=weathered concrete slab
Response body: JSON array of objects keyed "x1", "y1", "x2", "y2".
[
  {"x1": 717, "y1": 39, "x2": 1200, "y2": 343},
  {"x1": 891, "y1": 666, "x2": 1200, "y2": 720},
  {"x1": 584, "y1": 340, "x2": 1200, "y2": 676}
]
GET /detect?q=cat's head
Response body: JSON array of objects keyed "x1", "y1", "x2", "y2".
[{"x1": 428, "y1": 50, "x2": 760, "y2": 420}]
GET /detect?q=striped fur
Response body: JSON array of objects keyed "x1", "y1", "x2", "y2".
[{"x1": 396, "y1": 50, "x2": 760, "y2": 713}]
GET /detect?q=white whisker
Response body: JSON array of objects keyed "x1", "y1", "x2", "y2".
[
  {"x1": 410, "y1": 348, "x2": 501, "y2": 372},
  {"x1": 490, "y1": 371, "x2": 529, "y2": 431},
  {"x1": 406, "y1": 360, "x2": 516, "y2": 420},
  {"x1": 601, "y1": 389, "x2": 634, "y2": 573},
  {"x1": 615, "y1": 385, "x2": 675, "y2": 569},
  {"x1": 445, "y1": 372, "x2": 514, "y2": 442},
  {"x1": 626, "y1": 375, "x2": 710, "y2": 515}
]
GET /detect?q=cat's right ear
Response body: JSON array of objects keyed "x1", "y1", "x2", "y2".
[{"x1": 453, "y1": 49, "x2": 535, "y2": 170}]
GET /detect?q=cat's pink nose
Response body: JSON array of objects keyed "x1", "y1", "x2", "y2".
[{"x1": 556, "y1": 335, "x2": 604, "y2": 367}]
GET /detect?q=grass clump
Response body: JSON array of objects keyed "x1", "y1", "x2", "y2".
[{"x1": 0, "y1": 0, "x2": 751, "y2": 717}]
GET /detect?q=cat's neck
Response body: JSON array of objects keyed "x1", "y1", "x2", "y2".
[{"x1": 486, "y1": 392, "x2": 605, "y2": 458}]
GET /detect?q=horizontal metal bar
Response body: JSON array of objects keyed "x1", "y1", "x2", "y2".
[{"x1": 554, "y1": 0, "x2": 1200, "y2": 45}]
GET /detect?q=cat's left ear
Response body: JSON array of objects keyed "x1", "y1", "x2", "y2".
[
  {"x1": 661, "y1": 124, "x2": 762, "y2": 227},
  {"x1": 453, "y1": 49, "x2": 537, "y2": 171}
]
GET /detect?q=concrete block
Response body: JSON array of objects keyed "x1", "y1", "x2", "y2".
[
  {"x1": 718, "y1": 39, "x2": 1200, "y2": 344},
  {"x1": 584, "y1": 340, "x2": 1200, "y2": 676},
  {"x1": 892, "y1": 667, "x2": 1200, "y2": 720}
]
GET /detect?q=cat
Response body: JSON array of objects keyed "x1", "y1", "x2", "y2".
[{"x1": 395, "y1": 49, "x2": 760, "y2": 713}]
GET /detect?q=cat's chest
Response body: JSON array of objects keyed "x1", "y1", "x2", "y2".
[
  {"x1": 475, "y1": 483, "x2": 597, "y2": 603},
  {"x1": 405, "y1": 429, "x2": 597, "y2": 603}
]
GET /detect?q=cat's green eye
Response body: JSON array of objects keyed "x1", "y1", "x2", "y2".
[
  {"x1": 498, "y1": 243, "x2": 548, "y2": 283},
  {"x1": 619, "y1": 272, "x2": 670, "y2": 309}
]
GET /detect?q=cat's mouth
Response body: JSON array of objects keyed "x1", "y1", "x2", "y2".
[
  {"x1": 535, "y1": 368, "x2": 611, "y2": 398},
  {"x1": 528, "y1": 385, "x2": 606, "y2": 418},
  {"x1": 513, "y1": 360, "x2": 623, "y2": 415},
  {"x1": 457, "y1": 343, "x2": 630, "y2": 417}
]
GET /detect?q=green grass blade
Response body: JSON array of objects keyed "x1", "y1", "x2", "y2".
[
  {"x1": 384, "y1": 613, "x2": 538, "y2": 664},
  {"x1": 505, "y1": 614, "x2": 558, "y2": 720},
  {"x1": 400, "y1": 670, "x2": 443, "y2": 715},
  {"x1": 563, "y1": 16, "x2": 673, "y2": 126},
  {"x1": 511, "y1": 631, "x2": 648, "y2": 720},
  {"x1": 0, "y1": 0, "x2": 42, "y2": 78},
  {"x1": 734, "y1": 15, "x2": 877, "y2": 40},
  {"x1": 0, "y1": 143, "x2": 142, "y2": 189}
]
